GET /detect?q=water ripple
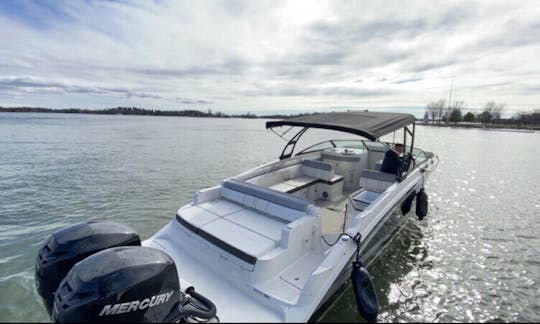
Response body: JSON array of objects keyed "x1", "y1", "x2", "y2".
[{"x1": 1, "y1": 115, "x2": 539, "y2": 322}]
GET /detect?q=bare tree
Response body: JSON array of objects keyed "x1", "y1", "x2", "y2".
[
  {"x1": 480, "y1": 101, "x2": 505, "y2": 124},
  {"x1": 425, "y1": 99, "x2": 446, "y2": 123},
  {"x1": 492, "y1": 103, "x2": 505, "y2": 121}
]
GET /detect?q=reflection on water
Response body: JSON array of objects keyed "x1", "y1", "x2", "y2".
[
  {"x1": 0, "y1": 113, "x2": 539, "y2": 322},
  {"x1": 318, "y1": 219, "x2": 424, "y2": 323}
]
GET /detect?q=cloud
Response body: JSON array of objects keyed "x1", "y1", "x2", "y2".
[
  {"x1": 176, "y1": 97, "x2": 213, "y2": 105},
  {"x1": 243, "y1": 83, "x2": 392, "y2": 97},
  {"x1": 0, "y1": 76, "x2": 165, "y2": 99},
  {"x1": 135, "y1": 58, "x2": 247, "y2": 78},
  {"x1": 393, "y1": 77, "x2": 423, "y2": 84},
  {"x1": 0, "y1": 0, "x2": 539, "y2": 112}
]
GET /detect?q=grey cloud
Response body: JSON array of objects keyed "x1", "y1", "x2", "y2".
[
  {"x1": 128, "y1": 92, "x2": 162, "y2": 99},
  {"x1": 176, "y1": 97, "x2": 213, "y2": 105},
  {"x1": 327, "y1": 87, "x2": 392, "y2": 97},
  {"x1": 409, "y1": 59, "x2": 456, "y2": 73},
  {"x1": 0, "y1": 77, "x2": 163, "y2": 99},
  {"x1": 0, "y1": 77, "x2": 62, "y2": 89},
  {"x1": 244, "y1": 84, "x2": 391, "y2": 97},
  {"x1": 433, "y1": 4, "x2": 476, "y2": 30},
  {"x1": 489, "y1": 18, "x2": 540, "y2": 48},
  {"x1": 299, "y1": 6, "x2": 476, "y2": 74},
  {"x1": 264, "y1": 47, "x2": 412, "y2": 80},
  {"x1": 221, "y1": 0, "x2": 249, "y2": 16},
  {"x1": 393, "y1": 77, "x2": 422, "y2": 84},
  {"x1": 301, "y1": 51, "x2": 348, "y2": 66},
  {"x1": 524, "y1": 85, "x2": 540, "y2": 94},
  {"x1": 263, "y1": 60, "x2": 313, "y2": 79},
  {"x1": 262, "y1": 51, "x2": 348, "y2": 79},
  {"x1": 309, "y1": 18, "x2": 427, "y2": 45},
  {"x1": 137, "y1": 66, "x2": 222, "y2": 77},
  {"x1": 135, "y1": 58, "x2": 247, "y2": 78}
]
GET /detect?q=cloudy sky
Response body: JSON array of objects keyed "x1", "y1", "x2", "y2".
[{"x1": 1, "y1": 0, "x2": 539, "y2": 116}]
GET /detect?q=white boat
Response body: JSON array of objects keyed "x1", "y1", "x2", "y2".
[{"x1": 35, "y1": 111, "x2": 438, "y2": 323}]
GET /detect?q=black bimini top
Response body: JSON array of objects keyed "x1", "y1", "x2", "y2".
[{"x1": 266, "y1": 111, "x2": 415, "y2": 141}]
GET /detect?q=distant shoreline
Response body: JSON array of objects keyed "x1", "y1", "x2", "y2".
[
  {"x1": 419, "y1": 121, "x2": 540, "y2": 131},
  {"x1": 2, "y1": 107, "x2": 539, "y2": 131},
  {"x1": 0, "y1": 106, "x2": 290, "y2": 119}
]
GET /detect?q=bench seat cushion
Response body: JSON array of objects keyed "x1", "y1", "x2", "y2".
[
  {"x1": 224, "y1": 209, "x2": 286, "y2": 242},
  {"x1": 302, "y1": 159, "x2": 335, "y2": 182},
  {"x1": 178, "y1": 206, "x2": 219, "y2": 227},
  {"x1": 200, "y1": 218, "x2": 277, "y2": 258},
  {"x1": 359, "y1": 169, "x2": 396, "y2": 193},
  {"x1": 222, "y1": 179, "x2": 311, "y2": 212}
]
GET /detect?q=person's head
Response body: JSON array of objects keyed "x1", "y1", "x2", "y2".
[{"x1": 394, "y1": 143, "x2": 404, "y2": 154}]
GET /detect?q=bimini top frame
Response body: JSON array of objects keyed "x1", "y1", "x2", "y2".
[{"x1": 266, "y1": 111, "x2": 416, "y2": 160}]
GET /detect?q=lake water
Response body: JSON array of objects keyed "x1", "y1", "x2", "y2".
[{"x1": 0, "y1": 112, "x2": 539, "y2": 322}]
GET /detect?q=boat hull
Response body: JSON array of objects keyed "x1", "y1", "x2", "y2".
[{"x1": 309, "y1": 185, "x2": 416, "y2": 321}]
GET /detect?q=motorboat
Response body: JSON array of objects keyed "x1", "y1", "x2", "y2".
[{"x1": 35, "y1": 111, "x2": 438, "y2": 323}]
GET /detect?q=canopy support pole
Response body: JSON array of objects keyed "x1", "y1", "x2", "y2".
[{"x1": 279, "y1": 127, "x2": 308, "y2": 160}]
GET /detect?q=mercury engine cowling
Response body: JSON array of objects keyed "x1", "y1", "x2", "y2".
[
  {"x1": 52, "y1": 246, "x2": 217, "y2": 323},
  {"x1": 52, "y1": 246, "x2": 181, "y2": 323},
  {"x1": 35, "y1": 221, "x2": 141, "y2": 314}
]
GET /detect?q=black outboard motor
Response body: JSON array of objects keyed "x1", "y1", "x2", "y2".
[
  {"x1": 52, "y1": 246, "x2": 178, "y2": 322},
  {"x1": 52, "y1": 246, "x2": 217, "y2": 323},
  {"x1": 35, "y1": 221, "x2": 141, "y2": 314}
]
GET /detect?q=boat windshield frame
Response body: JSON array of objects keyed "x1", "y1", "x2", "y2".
[{"x1": 296, "y1": 139, "x2": 388, "y2": 155}]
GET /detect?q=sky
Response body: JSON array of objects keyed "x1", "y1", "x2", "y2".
[{"x1": 1, "y1": 0, "x2": 539, "y2": 117}]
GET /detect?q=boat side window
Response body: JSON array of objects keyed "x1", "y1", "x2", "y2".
[
  {"x1": 413, "y1": 149, "x2": 428, "y2": 165},
  {"x1": 331, "y1": 140, "x2": 367, "y2": 152},
  {"x1": 362, "y1": 141, "x2": 388, "y2": 153},
  {"x1": 297, "y1": 141, "x2": 336, "y2": 155}
]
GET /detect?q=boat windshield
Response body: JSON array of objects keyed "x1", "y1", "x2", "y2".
[
  {"x1": 298, "y1": 139, "x2": 430, "y2": 162},
  {"x1": 412, "y1": 147, "x2": 429, "y2": 165},
  {"x1": 297, "y1": 139, "x2": 373, "y2": 155}
]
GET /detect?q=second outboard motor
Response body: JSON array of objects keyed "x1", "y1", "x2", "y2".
[
  {"x1": 52, "y1": 246, "x2": 216, "y2": 323},
  {"x1": 35, "y1": 221, "x2": 141, "y2": 315}
]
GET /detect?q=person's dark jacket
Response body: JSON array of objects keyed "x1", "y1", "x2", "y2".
[{"x1": 379, "y1": 149, "x2": 402, "y2": 175}]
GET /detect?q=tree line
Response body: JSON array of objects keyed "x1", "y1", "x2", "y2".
[
  {"x1": 0, "y1": 106, "x2": 300, "y2": 119},
  {"x1": 425, "y1": 99, "x2": 540, "y2": 127}
]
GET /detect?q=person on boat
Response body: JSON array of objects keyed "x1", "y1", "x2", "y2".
[{"x1": 380, "y1": 143, "x2": 404, "y2": 175}]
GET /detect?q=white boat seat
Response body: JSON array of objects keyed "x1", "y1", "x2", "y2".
[
  {"x1": 175, "y1": 204, "x2": 284, "y2": 265},
  {"x1": 269, "y1": 176, "x2": 318, "y2": 193},
  {"x1": 267, "y1": 160, "x2": 344, "y2": 202},
  {"x1": 352, "y1": 190, "x2": 380, "y2": 209},
  {"x1": 224, "y1": 208, "x2": 285, "y2": 242},
  {"x1": 176, "y1": 212, "x2": 263, "y2": 265},
  {"x1": 200, "y1": 218, "x2": 277, "y2": 259},
  {"x1": 302, "y1": 159, "x2": 335, "y2": 182},
  {"x1": 359, "y1": 169, "x2": 396, "y2": 193},
  {"x1": 176, "y1": 179, "x2": 320, "y2": 266},
  {"x1": 222, "y1": 179, "x2": 311, "y2": 211},
  {"x1": 221, "y1": 179, "x2": 312, "y2": 223},
  {"x1": 351, "y1": 169, "x2": 397, "y2": 211}
]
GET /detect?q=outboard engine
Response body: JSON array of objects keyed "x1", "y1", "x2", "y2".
[
  {"x1": 35, "y1": 221, "x2": 141, "y2": 314},
  {"x1": 52, "y1": 246, "x2": 217, "y2": 323}
]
